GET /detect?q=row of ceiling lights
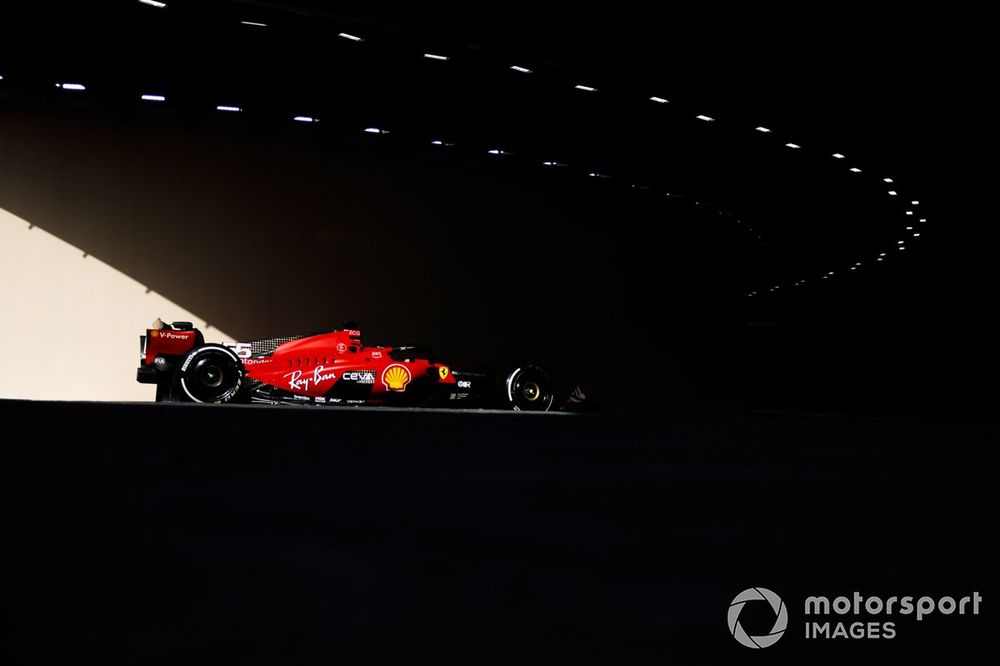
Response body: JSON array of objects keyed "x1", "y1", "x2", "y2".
[
  {"x1": 28, "y1": 76, "x2": 765, "y2": 243},
  {"x1": 33, "y1": 2, "x2": 934, "y2": 299},
  {"x1": 748, "y1": 180, "x2": 928, "y2": 298},
  {"x1": 9, "y1": 72, "x2": 763, "y2": 242},
  {"x1": 207, "y1": 4, "x2": 930, "y2": 289}
]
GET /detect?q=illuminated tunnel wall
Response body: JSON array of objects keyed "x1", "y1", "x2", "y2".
[
  {"x1": 0, "y1": 107, "x2": 745, "y2": 408},
  {"x1": 0, "y1": 205, "x2": 229, "y2": 401}
]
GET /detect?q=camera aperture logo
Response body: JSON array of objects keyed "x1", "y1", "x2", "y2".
[{"x1": 728, "y1": 587, "x2": 788, "y2": 648}]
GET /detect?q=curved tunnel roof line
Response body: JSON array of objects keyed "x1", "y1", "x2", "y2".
[{"x1": 29, "y1": 1, "x2": 930, "y2": 303}]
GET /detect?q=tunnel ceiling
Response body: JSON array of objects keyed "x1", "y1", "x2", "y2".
[{"x1": 0, "y1": 1, "x2": 965, "y2": 314}]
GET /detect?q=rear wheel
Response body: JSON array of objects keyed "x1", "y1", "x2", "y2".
[
  {"x1": 174, "y1": 345, "x2": 244, "y2": 403},
  {"x1": 504, "y1": 366, "x2": 555, "y2": 412}
]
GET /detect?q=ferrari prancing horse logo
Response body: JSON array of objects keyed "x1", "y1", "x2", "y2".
[
  {"x1": 382, "y1": 364, "x2": 412, "y2": 391},
  {"x1": 438, "y1": 366, "x2": 450, "y2": 380}
]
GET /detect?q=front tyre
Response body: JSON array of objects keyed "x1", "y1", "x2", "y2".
[
  {"x1": 175, "y1": 345, "x2": 244, "y2": 403},
  {"x1": 504, "y1": 366, "x2": 555, "y2": 412}
]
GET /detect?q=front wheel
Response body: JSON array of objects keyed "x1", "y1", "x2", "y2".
[
  {"x1": 504, "y1": 366, "x2": 555, "y2": 412},
  {"x1": 174, "y1": 345, "x2": 244, "y2": 403}
]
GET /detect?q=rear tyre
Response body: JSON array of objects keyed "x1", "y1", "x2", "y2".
[
  {"x1": 504, "y1": 366, "x2": 555, "y2": 412},
  {"x1": 174, "y1": 345, "x2": 244, "y2": 403}
]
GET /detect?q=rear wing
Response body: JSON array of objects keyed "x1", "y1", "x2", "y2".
[{"x1": 140, "y1": 318, "x2": 203, "y2": 366}]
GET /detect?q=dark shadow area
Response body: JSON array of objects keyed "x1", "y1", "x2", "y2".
[{"x1": 0, "y1": 399, "x2": 993, "y2": 663}]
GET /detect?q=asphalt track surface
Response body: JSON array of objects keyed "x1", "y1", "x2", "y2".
[{"x1": 0, "y1": 399, "x2": 994, "y2": 664}]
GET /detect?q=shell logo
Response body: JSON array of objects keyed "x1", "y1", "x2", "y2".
[{"x1": 381, "y1": 364, "x2": 412, "y2": 391}]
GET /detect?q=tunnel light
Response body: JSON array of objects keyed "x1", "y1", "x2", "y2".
[
  {"x1": 888, "y1": 190, "x2": 897, "y2": 196},
  {"x1": 0, "y1": 74, "x2": 5, "y2": 81},
  {"x1": 696, "y1": 114, "x2": 715, "y2": 122},
  {"x1": 911, "y1": 200, "x2": 920, "y2": 205},
  {"x1": 240, "y1": 21, "x2": 267, "y2": 27},
  {"x1": 510, "y1": 65, "x2": 532, "y2": 73},
  {"x1": 877, "y1": 257, "x2": 884, "y2": 261},
  {"x1": 139, "y1": 0, "x2": 166, "y2": 7},
  {"x1": 575, "y1": 84, "x2": 597, "y2": 92},
  {"x1": 898, "y1": 241, "x2": 905, "y2": 244},
  {"x1": 850, "y1": 167, "x2": 862, "y2": 173},
  {"x1": 828, "y1": 271, "x2": 835, "y2": 275},
  {"x1": 293, "y1": 116, "x2": 318, "y2": 123},
  {"x1": 487, "y1": 148, "x2": 510, "y2": 155},
  {"x1": 338, "y1": 32, "x2": 362, "y2": 41},
  {"x1": 919, "y1": 218, "x2": 927, "y2": 223},
  {"x1": 884, "y1": 178, "x2": 894, "y2": 183},
  {"x1": 906, "y1": 226, "x2": 913, "y2": 230},
  {"x1": 542, "y1": 161, "x2": 566, "y2": 166},
  {"x1": 913, "y1": 233, "x2": 921, "y2": 237},
  {"x1": 899, "y1": 246, "x2": 906, "y2": 250},
  {"x1": 216, "y1": 105, "x2": 241, "y2": 112},
  {"x1": 588, "y1": 172, "x2": 611, "y2": 178},
  {"x1": 851, "y1": 266, "x2": 857, "y2": 270},
  {"x1": 785, "y1": 142, "x2": 801, "y2": 149},
  {"x1": 755, "y1": 126, "x2": 772, "y2": 133},
  {"x1": 832, "y1": 153, "x2": 845, "y2": 159},
  {"x1": 364, "y1": 127, "x2": 388, "y2": 134},
  {"x1": 430, "y1": 139, "x2": 454, "y2": 146},
  {"x1": 424, "y1": 53, "x2": 449, "y2": 61},
  {"x1": 141, "y1": 94, "x2": 165, "y2": 102},
  {"x1": 906, "y1": 211, "x2": 914, "y2": 215},
  {"x1": 650, "y1": 96, "x2": 670, "y2": 104},
  {"x1": 879, "y1": 253, "x2": 886, "y2": 257},
  {"x1": 56, "y1": 83, "x2": 86, "y2": 91}
]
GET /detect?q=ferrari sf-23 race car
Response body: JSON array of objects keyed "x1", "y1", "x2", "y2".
[{"x1": 136, "y1": 319, "x2": 588, "y2": 412}]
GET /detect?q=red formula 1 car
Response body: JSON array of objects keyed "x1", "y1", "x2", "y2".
[{"x1": 136, "y1": 319, "x2": 589, "y2": 412}]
